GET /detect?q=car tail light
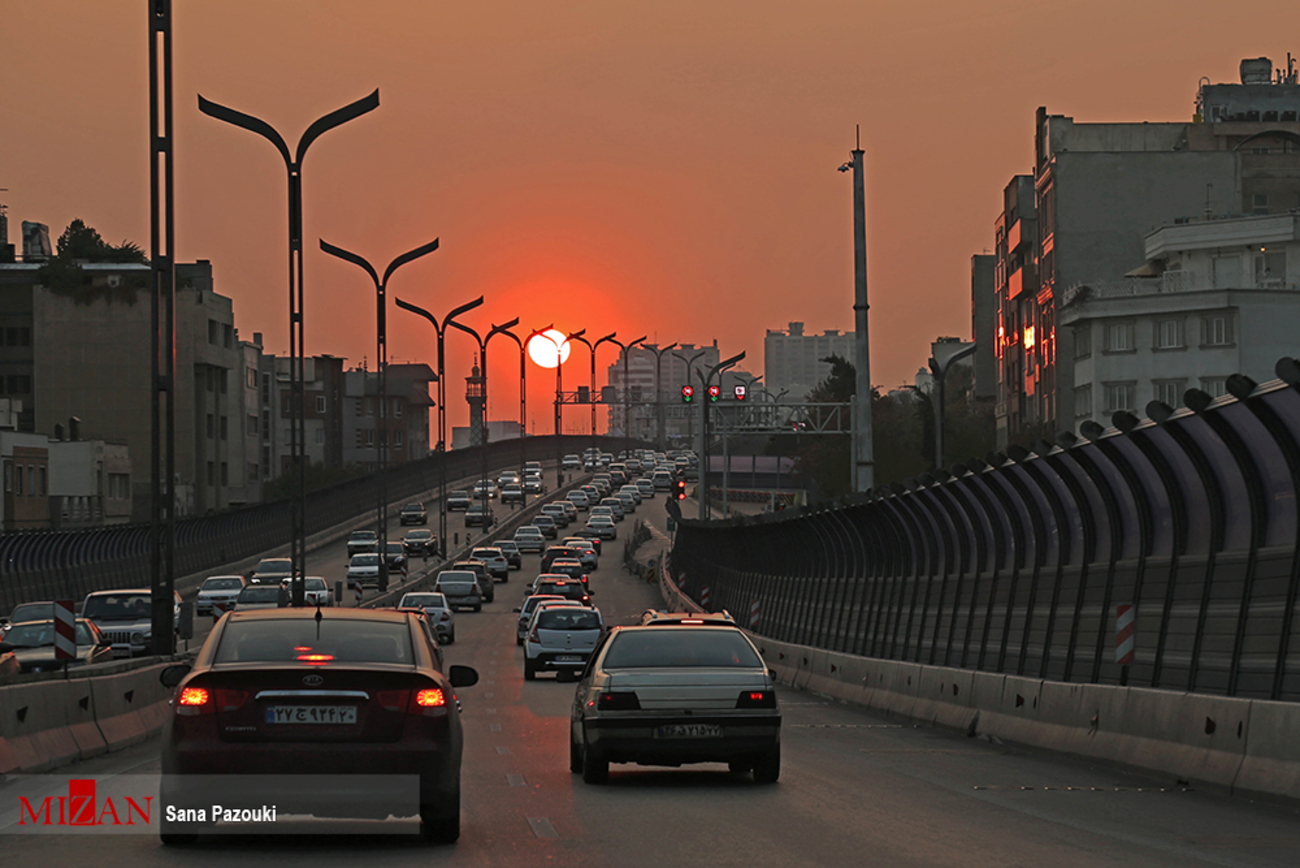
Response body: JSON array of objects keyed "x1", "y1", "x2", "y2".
[
  {"x1": 376, "y1": 690, "x2": 409, "y2": 712},
  {"x1": 415, "y1": 689, "x2": 446, "y2": 708},
  {"x1": 440, "y1": 612, "x2": 451, "y2": 622},
  {"x1": 528, "y1": 627, "x2": 541, "y2": 644},
  {"x1": 736, "y1": 690, "x2": 777, "y2": 709},
  {"x1": 297, "y1": 653, "x2": 334, "y2": 665},
  {"x1": 597, "y1": 692, "x2": 641, "y2": 711},
  {"x1": 176, "y1": 686, "x2": 211, "y2": 716}
]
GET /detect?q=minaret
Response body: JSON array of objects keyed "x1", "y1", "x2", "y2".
[{"x1": 466, "y1": 359, "x2": 486, "y2": 446}]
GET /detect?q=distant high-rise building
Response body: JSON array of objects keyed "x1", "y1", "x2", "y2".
[{"x1": 763, "y1": 322, "x2": 854, "y2": 402}]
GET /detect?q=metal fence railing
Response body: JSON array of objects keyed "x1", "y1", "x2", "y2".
[
  {"x1": 670, "y1": 360, "x2": 1300, "y2": 702},
  {"x1": 1, "y1": 435, "x2": 644, "y2": 615}
]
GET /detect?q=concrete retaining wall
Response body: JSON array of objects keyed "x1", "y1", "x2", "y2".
[{"x1": 656, "y1": 557, "x2": 1300, "y2": 803}]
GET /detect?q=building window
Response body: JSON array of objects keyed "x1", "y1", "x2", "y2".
[
  {"x1": 220, "y1": 416, "x2": 228, "y2": 440},
  {"x1": 1255, "y1": 251, "x2": 1286, "y2": 285},
  {"x1": 1201, "y1": 377, "x2": 1228, "y2": 398},
  {"x1": 1073, "y1": 324, "x2": 1091, "y2": 359},
  {"x1": 262, "y1": 446, "x2": 271, "y2": 475},
  {"x1": 315, "y1": 428, "x2": 325, "y2": 445},
  {"x1": 223, "y1": 323, "x2": 233, "y2": 349},
  {"x1": 248, "y1": 463, "x2": 259, "y2": 483},
  {"x1": 206, "y1": 414, "x2": 215, "y2": 439},
  {"x1": 394, "y1": 430, "x2": 404, "y2": 446},
  {"x1": 365, "y1": 429, "x2": 375, "y2": 447},
  {"x1": 38, "y1": 466, "x2": 46, "y2": 496},
  {"x1": 207, "y1": 462, "x2": 215, "y2": 485},
  {"x1": 1252, "y1": 193, "x2": 1269, "y2": 215},
  {"x1": 1202, "y1": 314, "x2": 1234, "y2": 347},
  {"x1": 1103, "y1": 322, "x2": 1134, "y2": 353},
  {"x1": 28, "y1": 466, "x2": 35, "y2": 497},
  {"x1": 354, "y1": 399, "x2": 362, "y2": 417},
  {"x1": 1104, "y1": 382, "x2": 1135, "y2": 413},
  {"x1": 283, "y1": 428, "x2": 292, "y2": 447},
  {"x1": 261, "y1": 373, "x2": 271, "y2": 404},
  {"x1": 394, "y1": 400, "x2": 402, "y2": 418},
  {"x1": 1153, "y1": 379, "x2": 1186, "y2": 408},
  {"x1": 3, "y1": 460, "x2": 10, "y2": 492},
  {"x1": 220, "y1": 462, "x2": 229, "y2": 486},
  {"x1": 248, "y1": 414, "x2": 259, "y2": 436},
  {"x1": 1154, "y1": 319, "x2": 1184, "y2": 350},
  {"x1": 247, "y1": 366, "x2": 258, "y2": 389},
  {"x1": 208, "y1": 319, "x2": 219, "y2": 345},
  {"x1": 316, "y1": 396, "x2": 326, "y2": 413},
  {"x1": 219, "y1": 370, "x2": 228, "y2": 394},
  {"x1": 14, "y1": 463, "x2": 22, "y2": 495},
  {"x1": 1074, "y1": 385, "x2": 1092, "y2": 417}
]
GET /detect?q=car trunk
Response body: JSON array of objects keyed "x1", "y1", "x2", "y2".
[
  {"x1": 537, "y1": 627, "x2": 600, "y2": 652},
  {"x1": 202, "y1": 665, "x2": 425, "y2": 744},
  {"x1": 604, "y1": 669, "x2": 769, "y2": 710}
]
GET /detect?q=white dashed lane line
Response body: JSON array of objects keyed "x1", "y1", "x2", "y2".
[
  {"x1": 496, "y1": 746, "x2": 511, "y2": 755},
  {"x1": 507, "y1": 774, "x2": 527, "y2": 787},
  {"x1": 527, "y1": 817, "x2": 559, "y2": 838}
]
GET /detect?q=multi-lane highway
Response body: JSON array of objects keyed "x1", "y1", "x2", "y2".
[{"x1": 4, "y1": 493, "x2": 1300, "y2": 865}]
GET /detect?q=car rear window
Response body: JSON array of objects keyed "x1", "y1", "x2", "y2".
[
  {"x1": 215, "y1": 619, "x2": 414, "y2": 664},
  {"x1": 401, "y1": 594, "x2": 447, "y2": 608},
  {"x1": 239, "y1": 588, "x2": 281, "y2": 602},
  {"x1": 603, "y1": 630, "x2": 762, "y2": 669},
  {"x1": 256, "y1": 559, "x2": 292, "y2": 572},
  {"x1": 203, "y1": 578, "x2": 243, "y2": 591},
  {"x1": 536, "y1": 582, "x2": 585, "y2": 599},
  {"x1": 537, "y1": 610, "x2": 601, "y2": 630}
]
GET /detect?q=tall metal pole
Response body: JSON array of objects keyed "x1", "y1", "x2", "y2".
[
  {"x1": 550, "y1": 332, "x2": 565, "y2": 488},
  {"x1": 675, "y1": 349, "x2": 706, "y2": 475},
  {"x1": 148, "y1": 0, "x2": 176, "y2": 653},
  {"x1": 845, "y1": 126, "x2": 874, "y2": 492},
  {"x1": 449, "y1": 317, "x2": 521, "y2": 518},
  {"x1": 395, "y1": 296, "x2": 483, "y2": 558},
  {"x1": 321, "y1": 238, "x2": 440, "y2": 594},
  {"x1": 565, "y1": 330, "x2": 594, "y2": 446},
  {"x1": 651, "y1": 343, "x2": 678, "y2": 451},
  {"x1": 496, "y1": 324, "x2": 540, "y2": 476},
  {"x1": 606, "y1": 336, "x2": 645, "y2": 451},
  {"x1": 200, "y1": 89, "x2": 380, "y2": 606},
  {"x1": 697, "y1": 351, "x2": 745, "y2": 520}
]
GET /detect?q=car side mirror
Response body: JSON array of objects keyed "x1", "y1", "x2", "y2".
[
  {"x1": 768, "y1": 668, "x2": 778, "y2": 679},
  {"x1": 160, "y1": 663, "x2": 192, "y2": 688},
  {"x1": 448, "y1": 665, "x2": 479, "y2": 688}
]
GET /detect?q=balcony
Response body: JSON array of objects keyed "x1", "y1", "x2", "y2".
[{"x1": 1063, "y1": 271, "x2": 1300, "y2": 306}]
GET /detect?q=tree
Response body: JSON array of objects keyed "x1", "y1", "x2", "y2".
[
  {"x1": 37, "y1": 219, "x2": 148, "y2": 304},
  {"x1": 56, "y1": 218, "x2": 147, "y2": 263}
]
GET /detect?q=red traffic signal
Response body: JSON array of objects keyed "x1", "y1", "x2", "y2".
[
  {"x1": 734, "y1": 385, "x2": 747, "y2": 401},
  {"x1": 707, "y1": 385, "x2": 721, "y2": 402},
  {"x1": 674, "y1": 478, "x2": 687, "y2": 500},
  {"x1": 681, "y1": 385, "x2": 694, "y2": 403}
]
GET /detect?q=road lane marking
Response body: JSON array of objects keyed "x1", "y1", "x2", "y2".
[
  {"x1": 497, "y1": 746, "x2": 511, "y2": 755},
  {"x1": 507, "y1": 774, "x2": 527, "y2": 787},
  {"x1": 527, "y1": 817, "x2": 558, "y2": 838},
  {"x1": 485, "y1": 692, "x2": 495, "y2": 698},
  {"x1": 485, "y1": 708, "x2": 497, "y2": 714},
  {"x1": 489, "y1": 723, "x2": 502, "y2": 731}
]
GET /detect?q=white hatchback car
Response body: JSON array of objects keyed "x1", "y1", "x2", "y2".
[
  {"x1": 514, "y1": 526, "x2": 546, "y2": 553},
  {"x1": 523, "y1": 605, "x2": 603, "y2": 681},
  {"x1": 570, "y1": 624, "x2": 781, "y2": 785}
]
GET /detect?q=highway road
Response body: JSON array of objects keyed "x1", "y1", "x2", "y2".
[{"x1": 4, "y1": 494, "x2": 1300, "y2": 866}]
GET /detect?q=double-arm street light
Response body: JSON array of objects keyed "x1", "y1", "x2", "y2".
[
  {"x1": 674, "y1": 349, "x2": 707, "y2": 455},
  {"x1": 199, "y1": 89, "x2": 380, "y2": 608},
  {"x1": 448, "y1": 317, "x2": 521, "y2": 526},
  {"x1": 648, "y1": 342, "x2": 678, "y2": 449},
  {"x1": 496, "y1": 323, "x2": 550, "y2": 480},
  {"x1": 395, "y1": 296, "x2": 484, "y2": 557},
  {"x1": 568, "y1": 330, "x2": 617, "y2": 455},
  {"x1": 320, "y1": 237, "x2": 440, "y2": 593},
  {"x1": 696, "y1": 351, "x2": 746, "y2": 520},
  {"x1": 604, "y1": 335, "x2": 646, "y2": 450}
]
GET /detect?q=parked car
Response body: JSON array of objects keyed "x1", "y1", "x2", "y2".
[
  {"x1": 234, "y1": 584, "x2": 290, "y2": 611},
  {"x1": 400, "y1": 502, "x2": 428, "y2": 525},
  {"x1": 513, "y1": 526, "x2": 546, "y2": 554},
  {"x1": 465, "y1": 504, "x2": 496, "y2": 528},
  {"x1": 158, "y1": 609, "x2": 479, "y2": 844},
  {"x1": 446, "y1": 490, "x2": 472, "y2": 511},
  {"x1": 398, "y1": 592, "x2": 456, "y2": 643},
  {"x1": 433, "y1": 570, "x2": 482, "y2": 612},
  {"x1": 248, "y1": 558, "x2": 294, "y2": 585},
  {"x1": 569, "y1": 623, "x2": 780, "y2": 784},
  {"x1": 1, "y1": 618, "x2": 113, "y2": 672},
  {"x1": 403, "y1": 529, "x2": 438, "y2": 557},
  {"x1": 523, "y1": 605, "x2": 604, "y2": 681},
  {"x1": 196, "y1": 576, "x2": 247, "y2": 615},
  {"x1": 494, "y1": 540, "x2": 522, "y2": 570},
  {"x1": 470, "y1": 547, "x2": 509, "y2": 581},
  {"x1": 82, "y1": 588, "x2": 182, "y2": 657}
]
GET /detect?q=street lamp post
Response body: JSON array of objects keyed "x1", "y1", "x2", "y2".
[
  {"x1": 674, "y1": 349, "x2": 707, "y2": 460},
  {"x1": 496, "y1": 323, "x2": 548, "y2": 481},
  {"x1": 929, "y1": 340, "x2": 977, "y2": 472},
  {"x1": 649, "y1": 343, "x2": 678, "y2": 451},
  {"x1": 448, "y1": 317, "x2": 521, "y2": 528},
  {"x1": 696, "y1": 351, "x2": 745, "y2": 520},
  {"x1": 320, "y1": 238, "x2": 440, "y2": 594},
  {"x1": 199, "y1": 89, "x2": 380, "y2": 607},
  {"x1": 605, "y1": 335, "x2": 646, "y2": 452},
  {"x1": 395, "y1": 296, "x2": 484, "y2": 558},
  {"x1": 568, "y1": 330, "x2": 617, "y2": 458}
]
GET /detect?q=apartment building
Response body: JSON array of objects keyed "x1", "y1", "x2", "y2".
[{"x1": 763, "y1": 323, "x2": 854, "y2": 403}]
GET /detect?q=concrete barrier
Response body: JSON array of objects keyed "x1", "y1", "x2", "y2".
[
  {"x1": 88, "y1": 662, "x2": 173, "y2": 752},
  {"x1": 0, "y1": 678, "x2": 101, "y2": 773},
  {"x1": 1237, "y1": 699, "x2": 1300, "y2": 798}
]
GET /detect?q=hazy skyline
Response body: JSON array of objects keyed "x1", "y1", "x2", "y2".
[{"x1": 3, "y1": 1, "x2": 1291, "y2": 434}]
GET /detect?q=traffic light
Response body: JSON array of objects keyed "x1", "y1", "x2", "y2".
[
  {"x1": 681, "y1": 385, "x2": 694, "y2": 403},
  {"x1": 733, "y1": 385, "x2": 747, "y2": 401},
  {"x1": 674, "y1": 478, "x2": 687, "y2": 501},
  {"x1": 707, "y1": 384, "x2": 720, "y2": 402}
]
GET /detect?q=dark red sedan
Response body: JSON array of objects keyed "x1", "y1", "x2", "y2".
[{"x1": 159, "y1": 608, "x2": 477, "y2": 844}]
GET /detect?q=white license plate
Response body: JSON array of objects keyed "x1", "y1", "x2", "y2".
[
  {"x1": 655, "y1": 724, "x2": 722, "y2": 739},
  {"x1": 265, "y1": 705, "x2": 358, "y2": 725},
  {"x1": 555, "y1": 655, "x2": 583, "y2": 662}
]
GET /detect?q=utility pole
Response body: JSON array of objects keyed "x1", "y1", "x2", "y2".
[{"x1": 840, "y1": 126, "x2": 874, "y2": 492}]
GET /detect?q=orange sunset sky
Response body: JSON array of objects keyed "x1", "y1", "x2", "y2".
[{"x1": 3, "y1": 1, "x2": 1293, "y2": 435}]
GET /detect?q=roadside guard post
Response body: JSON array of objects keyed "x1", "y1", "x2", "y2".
[
  {"x1": 1116, "y1": 603, "x2": 1135, "y2": 685},
  {"x1": 53, "y1": 600, "x2": 76, "y2": 662}
]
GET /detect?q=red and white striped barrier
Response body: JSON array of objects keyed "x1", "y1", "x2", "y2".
[
  {"x1": 53, "y1": 600, "x2": 76, "y2": 661},
  {"x1": 749, "y1": 599, "x2": 761, "y2": 630},
  {"x1": 353, "y1": 580, "x2": 363, "y2": 606},
  {"x1": 1115, "y1": 603, "x2": 1135, "y2": 664},
  {"x1": 700, "y1": 586, "x2": 711, "y2": 610}
]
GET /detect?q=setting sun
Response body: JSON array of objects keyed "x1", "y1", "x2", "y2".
[{"x1": 527, "y1": 329, "x2": 572, "y2": 369}]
